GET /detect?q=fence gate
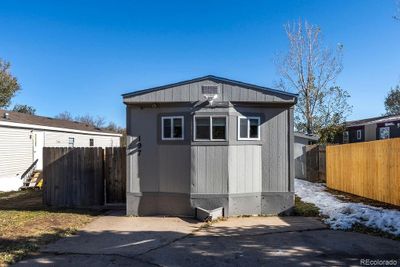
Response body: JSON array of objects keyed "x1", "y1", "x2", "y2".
[
  {"x1": 104, "y1": 147, "x2": 126, "y2": 204},
  {"x1": 43, "y1": 147, "x2": 126, "y2": 208},
  {"x1": 305, "y1": 144, "x2": 326, "y2": 182}
]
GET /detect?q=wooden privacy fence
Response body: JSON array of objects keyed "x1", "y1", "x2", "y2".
[
  {"x1": 327, "y1": 138, "x2": 400, "y2": 206},
  {"x1": 43, "y1": 147, "x2": 126, "y2": 208},
  {"x1": 304, "y1": 145, "x2": 326, "y2": 182}
]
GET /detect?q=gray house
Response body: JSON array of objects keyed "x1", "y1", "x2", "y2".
[
  {"x1": 294, "y1": 132, "x2": 319, "y2": 179},
  {"x1": 338, "y1": 114, "x2": 400, "y2": 144},
  {"x1": 123, "y1": 75, "x2": 297, "y2": 216}
]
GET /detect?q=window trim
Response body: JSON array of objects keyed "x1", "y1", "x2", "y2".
[
  {"x1": 237, "y1": 116, "x2": 261, "y2": 140},
  {"x1": 356, "y1": 129, "x2": 362, "y2": 140},
  {"x1": 193, "y1": 115, "x2": 227, "y2": 141},
  {"x1": 89, "y1": 138, "x2": 94, "y2": 147},
  {"x1": 161, "y1": 116, "x2": 184, "y2": 140}
]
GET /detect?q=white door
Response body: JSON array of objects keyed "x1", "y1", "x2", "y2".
[{"x1": 33, "y1": 131, "x2": 44, "y2": 170}]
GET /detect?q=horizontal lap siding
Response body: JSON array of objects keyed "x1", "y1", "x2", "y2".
[
  {"x1": 44, "y1": 132, "x2": 120, "y2": 147},
  {"x1": 191, "y1": 146, "x2": 228, "y2": 194},
  {"x1": 228, "y1": 145, "x2": 262, "y2": 193},
  {"x1": 0, "y1": 127, "x2": 33, "y2": 178}
]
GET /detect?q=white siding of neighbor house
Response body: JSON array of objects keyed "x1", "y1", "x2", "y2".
[
  {"x1": 0, "y1": 126, "x2": 33, "y2": 191},
  {"x1": 0, "y1": 125, "x2": 121, "y2": 192},
  {"x1": 44, "y1": 132, "x2": 120, "y2": 147}
]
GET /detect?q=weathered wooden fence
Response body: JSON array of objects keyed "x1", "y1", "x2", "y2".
[
  {"x1": 43, "y1": 147, "x2": 126, "y2": 208},
  {"x1": 327, "y1": 139, "x2": 400, "y2": 206},
  {"x1": 304, "y1": 145, "x2": 326, "y2": 182}
]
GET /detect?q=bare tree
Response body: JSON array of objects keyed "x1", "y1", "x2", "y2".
[
  {"x1": 275, "y1": 20, "x2": 351, "y2": 135},
  {"x1": 55, "y1": 111, "x2": 74, "y2": 121},
  {"x1": 75, "y1": 114, "x2": 106, "y2": 128}
]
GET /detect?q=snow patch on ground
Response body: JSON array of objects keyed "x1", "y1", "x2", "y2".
[{"x1": 295, "y1": 178, "x2": 400, "y2": 236}]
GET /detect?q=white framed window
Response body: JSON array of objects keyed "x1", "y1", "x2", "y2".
[
  {"x1": 238, "y1": 116, "x2": 261, "y2": 140},
  {"x1": 161, "y1": 116, "x2": 184, "y2": 140},
  {"x1": 89, "y1": 138, "x2": 94, "y2": 147},
  {"x1": 343, "y1": 131, "x2": 349, "y2": 143},
  {"x1": 194, "y1": 115, "x2": 227, "y2": 141},
  {"x1": 379, "y1": 127, "x2": 390, "y2": 139},
  {"x1": 356, "y1": 129, "x2": 362, "y2": 140},
  {"x1": 68, "y1": 137, "x2": 75, "y2": 147}
]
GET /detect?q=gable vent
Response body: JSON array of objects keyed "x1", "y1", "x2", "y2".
[{"x1": 201, "y1": 85, "x2": 219, "y2": 95}]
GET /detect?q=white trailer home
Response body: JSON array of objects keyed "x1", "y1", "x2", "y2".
[{"x1": 0, "y1": 110, "x2": 122, "y2": 191}]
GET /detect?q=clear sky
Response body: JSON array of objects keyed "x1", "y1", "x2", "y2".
[{"x1": 1, "y1": 0, "x2": 399, "y2": 126}]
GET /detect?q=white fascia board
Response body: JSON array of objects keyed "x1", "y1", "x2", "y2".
[{"x1": 0, "y1": 121, "x2": 122, "y2": 137}]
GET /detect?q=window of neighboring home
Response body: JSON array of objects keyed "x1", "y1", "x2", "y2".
[
  {"x1": 356, "y1": 130, "x2": 362, "y2": 140},
  {"x1": 379, "y1": 127, "x2": 390, "y2": 139},
  {"x1": 238, "y1": 116, "x2": 261, "y2": 140},
  {"x1": 194, "y1": 116, "x2": 227, "y2": 141},
  {"x1": 68, "y1": 137, "x2": 75, "y2": 147},
  {"x1": 343, "y1": 131, "x2": 349, "y2": 143},
  {"x1": 161, "y1": 116, "x2": 184, "y2": 140},
  {"x1": 89, "y1": 138, "x2": 94, "y2": 147}
]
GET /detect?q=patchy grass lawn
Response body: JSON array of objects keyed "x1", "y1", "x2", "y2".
[
  {"x1": 0, "y1": 190, "x2": 100, "y2": 266},
  {"x1": 292, "y1": 196, "x2": 320, "y2": 217}
]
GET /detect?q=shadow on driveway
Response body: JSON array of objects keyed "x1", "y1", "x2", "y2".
[{"x1": 15, "y1": 212, "x2": 400, "y2": 266}]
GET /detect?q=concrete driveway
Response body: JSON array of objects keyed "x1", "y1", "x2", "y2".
[{"x1": 15, "y1": 212, "x2": 400, "y2": 266}]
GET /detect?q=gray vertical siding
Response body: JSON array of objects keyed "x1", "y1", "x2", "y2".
[
  {"x1": 124, "y1": 78, "x2": 294, "y2": 104},
  {"x1": 190, "y1": 145, "x2": 229, "y2": 194},
  {"x1": 159, "y1": 145, "x2": 190, "y2": 193},
  {"x1": 228, "y1": 145, "x2": 262, "y2": 193},
  {"x1": 127, "y1": 104, "x2": 292, "y2": 194},
  {"x1": 125, "y1": 77, "x2": 296, "y2": 215}
]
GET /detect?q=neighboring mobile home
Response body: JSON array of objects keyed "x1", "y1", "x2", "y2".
[
  {"x1": 123, "y1": 75, "x2": 297, "y2": 216},
  {"x1": 294, "y1": 132, "x2": 319, "y2": 179},
  {"x1": 338, "y1": 114, "x2": 400, "y2": 144},
  {"x1": 0, "y1": 110, "x2": 122, "y2": 191}
]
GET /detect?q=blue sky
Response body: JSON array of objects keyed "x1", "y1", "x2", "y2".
[{"x1": 0, "y1": 0, "x2": 399, "y2": 127}]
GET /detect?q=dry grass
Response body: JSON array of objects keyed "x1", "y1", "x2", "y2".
[
  {"x1": 0, "y1": 190, "x2": 100, "y2": 266},
  {"x1": 292, "y1": 196, "x2": 320, "y2": 217}
]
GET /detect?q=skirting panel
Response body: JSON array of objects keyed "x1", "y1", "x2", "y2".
[{"x1": 127, "y1": 192, "x2": 294, "y2": 216}]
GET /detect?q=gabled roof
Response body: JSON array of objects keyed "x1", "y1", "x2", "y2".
[
  {"x1": 0, "y1": 110, "x2": 121, "y2": 136},
  {"x1": 122, "y1": 75, "x2": 298, "y2": 99},
  {"x1": 346, "y1": 114, "x2": 400, "y2": 127}
]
